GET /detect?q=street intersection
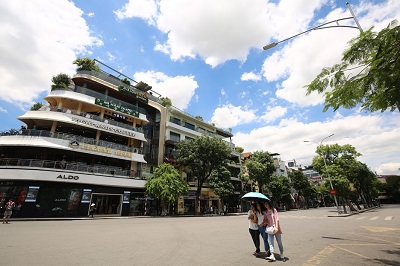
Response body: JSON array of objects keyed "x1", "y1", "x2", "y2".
[{"x1": 0, "y1": 205, "x2": 399, "y2": 265}]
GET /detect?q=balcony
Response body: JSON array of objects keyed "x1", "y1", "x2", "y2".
[
  {"x1": 74, "y1": 70, "x2": 161, "y2": 102},
  {"x1": 0, "y1": 158, "x2": 145, "y2": 179},
  {"x1": 51, "y1": 86, "x2": 148, "y2": 119},
  {"x1": 0, "y1": 129, "x2": 142, "y2": 154},
  {"x1": 41, "y1": 106, "x2": 144, "y2": 133}
]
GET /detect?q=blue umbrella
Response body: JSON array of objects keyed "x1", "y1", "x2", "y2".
[{"x1": 241, "y1": 192, "x2": 270, "y2": 202}]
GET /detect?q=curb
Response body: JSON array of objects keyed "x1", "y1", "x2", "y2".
[{"x1": 327, "y1": 206, "x2": 380, "y2": 217}]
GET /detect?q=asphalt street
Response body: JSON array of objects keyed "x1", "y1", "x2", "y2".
[{"x1": 0, "y1": 205, "x2": 399, "y2": 266}]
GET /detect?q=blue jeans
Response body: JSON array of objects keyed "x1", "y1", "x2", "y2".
[
  {"x1": 267, "y1": 232, "x2": 283, "y2": 254},
  {"x1": 257, "y1": 225, "x2": 269, "y2": 252}
]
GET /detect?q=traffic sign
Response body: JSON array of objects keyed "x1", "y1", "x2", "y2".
[{"x1": 330, "y1": 189, "x2": 336, "y2": 195}]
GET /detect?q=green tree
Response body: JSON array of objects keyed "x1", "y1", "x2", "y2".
[
  {"x1": 267, "y1": 175, "x2": 292, "y2": 208},
  {"x1": 347, "y1": 161, "x2": 378, "y2": 207},
  {"x1": 160, "y1": 97, "x2": 172, "y2": 107},
  {"x1": 121, "y1": 77, "x2": 131, "y2": 85},
  {"x1": 30, "y1": 102, "x2": 43, "y2": 111},
  {"x1": 305, "y1": 20, "x2": 400, "y2": 112},
  {"x1": 195, "y1": 115, "x2": 203, "y2": 121},
  {"x1": 51, "y1": 73, "x2": 71, "y2": 89},
  {"x1": 384, "y1": 175, "x2": 400, "y2": 203},
  {"x1": 174, "y1": 136, "x2": 231, "y2": 214},
  {"x1": 73, "y1": 57, "x2": 100, "y2": 72},
  {"x1": 209, "y1": 167, "x2": 234, "y2": 207},
  {"x1": 245, "y1": 151, "x2": 276, "y2": 193},
  {"x1": 235, "y1": 146, "x2": 244, "y2": 153},
  {"x1": 289, "y1": 170, "x2": 311, "y2": 194},
  {"x1": 312, "y1": 144, "x2": 361, "y2": 212},
  {"x1": 145, "y1": 163, "x2": 189, "y2": 214}
]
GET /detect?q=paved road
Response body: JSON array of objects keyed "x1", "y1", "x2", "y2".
[{"x1": 0, "y1": 205, "x2": 399, "y2": 265}]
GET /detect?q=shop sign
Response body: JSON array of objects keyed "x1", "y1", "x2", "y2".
[
  {"x1": 57, "y1": 174, "x2": 79, "y2": 180},
  {"x1": 55, "y1": 198, "x2": 67, "y2": 202},
  {"x1": 123, "y1": 191, "x2": 130, "y2": 204},
  {"x1": 0, "y1": 181, "x2": 14, "y2": 186},
  {"x1": 71, "y1": 117, "x2": 136, "y2": 137},
  {"x1": 25, "y1": 186, "x2": 40, "y2": 202},
  {"x1": 79, "y1": 143, "x2": 132, "y2": 158},
  {"x1": 118, "y1": 86, "x2": 149, "y2": 103},
  {"x1": 95, "y1": 98, "x2": 140, "y2": 117},
  {"x1": 81, "y1": 189, "x2": 92, "y2": 203}
]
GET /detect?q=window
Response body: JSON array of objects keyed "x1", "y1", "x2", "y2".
[
  {"x1": 170, "y1": 131, "x2": 180, "y2": 142},
  {"x1": 185, "y1": 136, "x2": 195, "y2": 141},
  {"x1": 184, "y1": 122, "x2": 195, "y2": 131},
  {"x1": 171, "y1": 117, "x2": 181, "y2": 125}
]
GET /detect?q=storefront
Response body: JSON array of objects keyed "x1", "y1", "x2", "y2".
[{"x1": 0, "y1": 180, "x2": 145, "y2": 218}]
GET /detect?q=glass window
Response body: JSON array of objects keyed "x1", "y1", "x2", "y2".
[
  {"x1": 184, "y1": 122, "x2": 195, "y2": 131},
  {"x1": 171, "y1": 117, "x2": 181, "y2": 125},
  {"x1": 170, "y1": 132, "x2": 180, "y2": 142}
]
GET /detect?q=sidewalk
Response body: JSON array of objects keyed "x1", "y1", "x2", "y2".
[{"x1": 327, "y1": 205, "x2": 381, "y2": 217}]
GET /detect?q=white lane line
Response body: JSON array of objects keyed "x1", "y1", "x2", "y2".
[
  {"x1": 356, "y1": 216, "x2": 367, "y2": 220},
  {"x1": 369, "y1": 216, "x2": 379, "y2": 220},
  {"x1": 384, "y1": 216, "x2": 393, "y2": 220}
]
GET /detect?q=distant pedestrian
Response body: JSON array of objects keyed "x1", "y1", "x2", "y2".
[
  {"x1": 223, "y1": 204, "x2": 227, "y2": 215},
  {"x1": 256, "y1": 202, "x2": 270, "y2": 258},
  {"x1": 89, "y1": 203, "x2": 96, "y2": 218},
  {"x1": 3, "y1": 199, "x2": 15, "y2": 224},
  {"x1": 248, "y1": 203, "x2": 260, "y2": 256},
  {"x1": 265, "y1": 201, "x2": 285, "y2": 261}
]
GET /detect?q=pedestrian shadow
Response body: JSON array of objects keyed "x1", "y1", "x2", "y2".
[
  {"x1": 368, "y1": 258, "x2": 400, "y2": 266},
  {"x1": 321, "y1": 236, "x2": 372, "y2": 243},
  {"x1": 254, "y1": 252, "x2": 289, "y2": 262}
]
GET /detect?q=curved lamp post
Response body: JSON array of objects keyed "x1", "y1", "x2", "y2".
[
  {"x1": 263, "y1": 2, "x2": 363, "y2": 51},
  {"x1": 304, "y1": 134, "x2": 340, "y2": 215}
]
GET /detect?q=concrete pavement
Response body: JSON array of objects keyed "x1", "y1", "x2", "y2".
[{"x1": 0, "y1": 205, "x2": 398, "y2": 265}]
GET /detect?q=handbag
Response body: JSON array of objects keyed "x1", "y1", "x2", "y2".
[{"x1": 266, "y1": 225, "x2": 276, "y2": 235}]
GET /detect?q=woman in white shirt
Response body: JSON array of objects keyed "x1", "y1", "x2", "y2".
[{"x1": 247, "y1": 203, "x2": 260, "y2": 256}]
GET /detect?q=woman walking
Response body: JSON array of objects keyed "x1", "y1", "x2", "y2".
[
  {"x1": 264, "y1": 201, "x2": 285, "y2": 261},
  {"x1": 248, "y1": 203, "x2": 260, "y2": 256},
  {"x1": 256, "y1": 202, "x2": 270, "y2": 258}
]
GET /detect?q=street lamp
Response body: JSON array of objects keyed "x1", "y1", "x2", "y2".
[
  {"x1": 263, "y1": 2, "x2": 363, "y2": 51},
  {"x1": 304, "y1": 134, "x2": 341, "y2": 215}
]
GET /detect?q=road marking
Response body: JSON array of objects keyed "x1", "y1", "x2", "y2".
[
  {"x1": 356, "y1": 216, "x2": 366, "y2": 220},
  {"x1": 302, "y1": 245, "x2": 336, "y2": 266},
  {"x1": 361, "y1": 226, "x2": 400, "y2": 233},
  {"x1": 331, "y1": 244, "x2": 371, "y2": 259},
  {"x1": 385, "y1": 216, "x2": 393, "y2": 220},
  {"x1": 352, "y1": 232, "x2": 400, "y2": 245},
  {"x1": 369, "y1": 216, "x2": 379, "y2": 220}
]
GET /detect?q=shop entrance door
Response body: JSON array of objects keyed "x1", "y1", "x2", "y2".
[{"x1": 90, "y1": 194, "x2": 122, "y2": 216}]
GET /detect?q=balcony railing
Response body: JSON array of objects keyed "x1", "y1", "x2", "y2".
[
  {"x1": 0, "y1": 129, "x2": 141, "y2": 154},
  {"x1": 39, "y1": 105, "x2": 143, "y2": 133},
  {"x1": 75, "y1": 70, "x2": 161, "y2": 102},
  {"x1": 51, "y1": 85, "x2": 148, "y2": 117},
  {"x1": 0, "y1": 158, "x2": 144, "y2": 179}
]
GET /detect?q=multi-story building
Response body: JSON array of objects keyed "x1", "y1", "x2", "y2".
[{"x1": 0, "y1": 60, "x2": 242, "y2": 217}]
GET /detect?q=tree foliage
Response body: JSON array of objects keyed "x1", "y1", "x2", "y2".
[
  {"x1": 245, "y1": 151, "x2": 276, "y2": 193},
  {"x1": 174, "y1": 136, "x2": 231, "y2": 214},
  {"x1": 121, "y1": 77, "x2": 131, "y2": 85},
  {"x1": 267, "y1": 175, "x2": 292, "y2": 205},
  {"x1": 51, "y1": 73, "x2": 71, "y2": 89},
  {"x1": 289, "y1": 170, "x2": 311, "y2": 194},
  {"x1": 383, "y1": 175, "x2": 400, "y2": 203},
  {"x1": 145, "y1": 163, "x2": 188, "y2": 206},
  {"x1": 30, "y1": 102, "x2": 43, "y2": 111},
  {"x1": 195, "y1": 115, "x2": 203, "y2": 121},
  {"x1": 305, "y1": 20, "x2": 400, "y2": 112},
  {"x1": 235, "y1": 146, "x2": 244, "y2": 153},
  {"x1": 160, "y1": 97, "x2": 172, "y2": 107},
  {"x1": 73, "y1": 57, "x2": 100, "y2": 72},
  {"x1": 209, "y1": 167, "x2": 234, "y2": 204}
]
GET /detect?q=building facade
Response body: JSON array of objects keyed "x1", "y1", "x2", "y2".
[{"x1": 0, "y1": 60, "x2": 242, "y2": 217}]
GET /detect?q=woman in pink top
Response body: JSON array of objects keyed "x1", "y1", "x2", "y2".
[{"x1": 264, "y1": 201, "x2": 285, "y2": 261}]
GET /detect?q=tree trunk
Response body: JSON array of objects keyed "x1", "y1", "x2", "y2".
[
  {"x1": 195, "y1": 183, "x2": 202, "y2": 215},
  {"x1": 346, "y1": 199, "x2": 357, "y2": 212}
]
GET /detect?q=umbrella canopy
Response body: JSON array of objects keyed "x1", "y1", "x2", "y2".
[{"x1": 241, "y1": 192, "x2": 270, "y2": 202}]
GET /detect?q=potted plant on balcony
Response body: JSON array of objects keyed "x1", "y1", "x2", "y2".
[
  {"x1": 51, "y1": 73, "x2": 71, "y2": 90},
  {"x1": 73, "y1": 57, "x2": 100, "y2": 72}
]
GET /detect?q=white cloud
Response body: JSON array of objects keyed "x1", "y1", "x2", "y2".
[
  {"x1": 260, "y1": 106, "x2": 287, "y2": 123},
  {"x1": 233, "y1": 113, "x2": 400, "y2": 175},
  {"x1": 211, "y1": 104, "x2": 257, "y2": 128},
  {"x1": 106, "y1": 51, "x2": 116, "y2": 62},
  {"x1": 87, "y1": 12, "x2": 95, "y2": 18},
  {"x1": 116, "y1": 0, "x2": 326, "y2": 67},
  {"x1": 0, "y1": 0, "x2": 102, "y2": 106},
  {"x1": 262, "y1": 0, "x2": 400, "y2": 107},
  {"x1": 0, "y1": 107, "x2": 7, "y2": 113},
  {"x1": 133, "y1": 71, "x2": 198, "y2": 110},
  {"x1": 241, "y1": 72, "x2": 261, "y2": 81},
  {"x1": 376, "y1": 163, "x2": 400, "y2": 175},
  {"x1": 114, "y1": 0, "x2": 157, "y2": 24}
]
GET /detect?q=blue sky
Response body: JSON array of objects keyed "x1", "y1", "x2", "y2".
[{"x1": 0, "y1": 0, "x2": 399, "y2": 174}]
